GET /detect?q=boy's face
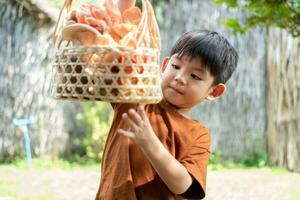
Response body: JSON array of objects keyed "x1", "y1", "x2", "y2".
[{"x1": 161, "y1": 54, "x2": 218, "y2": 109}]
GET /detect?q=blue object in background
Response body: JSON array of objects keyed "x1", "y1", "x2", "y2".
[{"x1": 13, "y1": 117, "x2": 34, "y2": 165}]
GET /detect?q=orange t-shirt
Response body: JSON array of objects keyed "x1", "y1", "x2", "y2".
[{"x1": 95, "y1": 99, "x2": 211, "y2": 200}]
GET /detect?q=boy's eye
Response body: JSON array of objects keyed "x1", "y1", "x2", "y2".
[
  {"x1": 171, "y1": 64, "x2": 180, "y2": 70},
  {"x1": 191, "y1": 74, "x2": 201, "y2": 80}
]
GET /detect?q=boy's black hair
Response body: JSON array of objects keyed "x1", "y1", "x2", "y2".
[{"x1": 170, "y1": 30, "x2": 238, "y2": 85}]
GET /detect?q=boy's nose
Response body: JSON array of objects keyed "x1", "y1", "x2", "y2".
[{"x1": 174, "y1": 74, "x2": 187, "y2": 85}]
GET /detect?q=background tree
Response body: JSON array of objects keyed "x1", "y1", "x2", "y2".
[
  {"x1": 214, "y1": 0, "x2": 300, "y2": 172},
  {"x1": 214, "y1": 0, "x2": 300, "y2": 37}
]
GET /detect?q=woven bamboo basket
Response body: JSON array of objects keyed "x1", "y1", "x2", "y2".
[{"x1": 51, "y1": 0, "x2": 162, "y2": 103}]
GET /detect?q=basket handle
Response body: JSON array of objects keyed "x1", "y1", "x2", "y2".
[
  {"x1": 52, "y1": 0, "x2": 73, "y2": 48},
  {"x1": 135, "y1": 0, "x2": 161, "y2": 50},
  {"x1": 145, "y1": 0, "x2": 161, "y2": 50}
]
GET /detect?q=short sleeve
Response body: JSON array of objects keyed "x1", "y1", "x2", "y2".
[
  {"x1": 110, "y1": 102, "x2": 120, "y2": 110},
  {"x1": 179, "y1": 130, "x2": 211, "y2": 199},
  {"x1": 110, "y1": 102, "x2": 141, "y2": 111}
]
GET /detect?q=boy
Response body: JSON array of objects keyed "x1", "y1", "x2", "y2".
[{"x1": 95, "y1": 30, "x2": 238, "y2": 199}]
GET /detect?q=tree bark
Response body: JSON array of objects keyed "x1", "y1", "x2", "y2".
[{"x1": 267, "y1": 28, "x2": 300, "y2": 172}]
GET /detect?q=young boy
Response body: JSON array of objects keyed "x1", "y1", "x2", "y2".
[{"x1": 95, "y1": 29, "x2": 238, "y2": 199}]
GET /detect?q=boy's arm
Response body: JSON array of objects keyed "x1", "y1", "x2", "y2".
[
  {"x1": 117, "y1": 105, "x2": 193, "y2": 194},
  {"x1": 139, "y1": 130, "x2": 194, "y2": 194}
]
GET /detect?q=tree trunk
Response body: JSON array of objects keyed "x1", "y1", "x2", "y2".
[{"x1": 267, "y1": 28, "x2": 300, "y2": 172}]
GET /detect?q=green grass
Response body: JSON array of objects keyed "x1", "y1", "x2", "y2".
[
  {"x1": 270, "y1": 167, "x2": 289, "y2": 175},
  {"x1": 208, "y1": 148, "x2": 270, "y2": 171},
  {"x1": 22, "y1": 195, "x2": 54, "y2": 200},
  {"x1": 0, "y1": 188, "x2": 15, "y2": 196},
  {"x1": 0, "y1": 157, "x2": 99, "y2": 200},
  {"x1": 0, "y1": 157, "x2": 100, "y2": 170},
  {"x1": 0, "y1": 180, "x2": 16, "y2": 198},
  {"x1": 0, "y1": 156, "x2": 296, "y2": 200}
]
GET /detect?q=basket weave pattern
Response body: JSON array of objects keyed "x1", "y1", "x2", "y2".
[{"x1": 52, "y1": 46, "x2": 162, "y2": 103}]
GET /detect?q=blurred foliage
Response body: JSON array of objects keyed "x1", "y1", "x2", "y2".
[
  {"x1": 214, "y1": 0, "x2": 300, "y2": 37},
  {"x1": 68, "y1": 102, "x2": 113, "y2": 163},
  {"x1": 209, "y1": 139, "x2": 268, "y2": 170},
  {"x1": 0, "y1": 157, "x2": 99, "y2": 169}
]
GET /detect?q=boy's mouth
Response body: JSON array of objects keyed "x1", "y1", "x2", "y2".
[{"x1": 169, "y1": 86, "x2": 184, "y2": 95}]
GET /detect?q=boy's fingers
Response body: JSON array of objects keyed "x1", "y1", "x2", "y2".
[
  {"x1": 139, "y1": 103, "x2": 145, "y2": 108},
  {"x1": 128, "y1": 109, "x2": 142, "y2": 126},
  {"x1": 138, "y1": 104, "x2": 147, "y2": 121},
  {"x1": 122, "y1": 113, "x2": 139, "y2": 131},
  {"x1": 117, "y1": 129, "x2": 135, "y2": 138}
]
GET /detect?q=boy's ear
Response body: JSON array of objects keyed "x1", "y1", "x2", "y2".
[
  {"x1": 161, "y1": 56, "x2": 169, "y2": 72},
  {"x1": 206, "y1": 83, "x2": 226, "y2": 101}
]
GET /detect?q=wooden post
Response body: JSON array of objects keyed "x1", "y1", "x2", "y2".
[{"x1": 267, "y1": 28, "x2": 300, "y2": 172}]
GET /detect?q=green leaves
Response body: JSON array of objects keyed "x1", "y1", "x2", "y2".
[
  {"x1": 213, "y1": 0, "x2": 238, "y2": 7},
  {"x1": 75, "y1": 102, "x2": 113, "y2": 163},
  {"x1": 214, "y1": 0, "x2": 300, "y2": 37},
  {"x1": 222, "y1": 18, "x2": 247, "y2": 34}
]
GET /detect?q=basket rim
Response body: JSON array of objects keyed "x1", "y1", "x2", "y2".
[{"x1": 55, "y1": 44, "x2": 160, "y2": 51}]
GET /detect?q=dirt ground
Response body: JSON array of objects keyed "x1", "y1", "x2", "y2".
[{"x1": 0, "y1": 166, "x2": 299, "y2": 200}]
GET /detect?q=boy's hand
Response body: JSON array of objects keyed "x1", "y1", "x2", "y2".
[
  {"x1": 117, "y1": 104, "x2": 157, "y2": 147},
  {"x1": 117, "y1": 104, "x2": 194, "y2": 194}
]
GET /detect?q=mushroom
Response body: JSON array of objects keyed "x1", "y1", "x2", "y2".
[
  {"x1": 118, "y1": 0, "x2": 136, "y2": 14},
  {"x1": 62, "y1": 23, "x2": 102, "y2": 46},
  {"x1": 62, "y1": 23, "x2": 118, "y2": 46}
]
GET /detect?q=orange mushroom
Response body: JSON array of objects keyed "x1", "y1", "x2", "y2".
[
  {"x1": 62, "y1": 24, "x2": 101, "y2": 45},
  {"x1": 122, "y1": 6, "x2": 142, "y2": 25},
  {"x1": 118, "y1": 0, "x2": 136, "y2": 13},
  {"x1": 109, "y1": 23, "x2": 136, "y2": 43},
  {"x1": 104, "y1": 0, "x2": 122, "y2": 25}
]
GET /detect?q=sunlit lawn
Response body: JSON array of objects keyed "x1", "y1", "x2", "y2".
[
  {"x1": 0, "y1": 158, "x2": 100, "y2": 200},
  {"x1": 0, "y1": 158, "x2": 299, "y2": 200}
]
